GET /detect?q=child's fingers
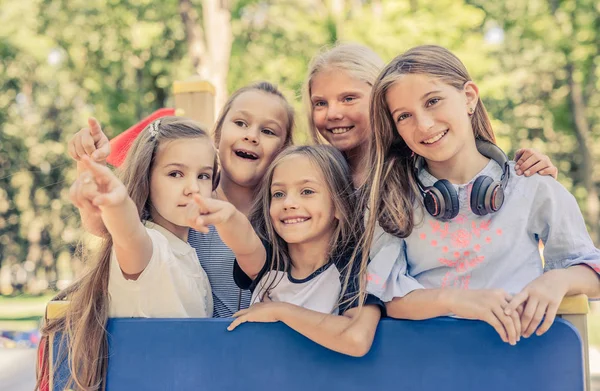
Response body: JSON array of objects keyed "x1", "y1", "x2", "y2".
[
  {"x1": 231, "y1": 308, "x2": 250, "y2": 318},
  {"x1": 74, "y1": 133, "x2": 88, "y2": 159},
  {"x1": 538, "y1": 167, "x2": 558, "y2": 180},
  {"x1": 520, "y1": 298, "x2": 539, "y2": 336},
  {"x1": 192, "y1": 194, "x2": 211, "y2": 214},
  {"x1": 492, "y1": 306, "x2": 516, "y2": 345},
  {"x1": 483, "y1": 312, "x2": 508, "y2": 343},
  {"x1": 535, "y1": 301, "x2": 560, "y2": 336},
  {"x1": 227, "y1": 316, "x2": 247, "y2": 331},
  {"x1": 80, "y1": 156, "x2": 115, "y2": 185},
  {"x1": 524, "y1": 302, "x2": 547, "y2": 337},
  {"x1": 68, "y1": 134, "x2": 81, "y2": 161},
  {"x1": 88, "y1": 117, "x2": 103, "y2": 138},
  {"x1": 504, "y1": 291, "x2": 528, "y2": 316},
  {"x1": 515, "y1": 154, "x2": 540, "y2": 176},
  {"x1": 514, "y1": 148, "x2": 526, "y2": 163},
  {"x1": 81, "y1": 129, "x2": 97, "y2": 156}
]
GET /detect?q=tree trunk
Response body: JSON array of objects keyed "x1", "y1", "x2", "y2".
[
  {"x1": 565, "y1": 61, "x2": 600, "y2": 242},
  {"x1": 178, "y1": 0, "x2": 232, "y2": 114}
]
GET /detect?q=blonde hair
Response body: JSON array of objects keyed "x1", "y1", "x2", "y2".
[
  {"x1": 37, "y1": 117, "x2": 216, "y2": 390},
  {"x1": 213, "y1": 81, "x2": 295, "y2": 147},
  {"x1": 360, "y1": 45, "x2": 497, "y2": 267},
  {"x1": 302, "y1": 43, "x2": 385, "y2": 145},
  {"x1": 248, "y1": 145, "x2": 365, "y2": 310}
]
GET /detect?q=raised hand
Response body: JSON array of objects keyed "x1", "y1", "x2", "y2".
[
  {"x1": 448, "y1": 289, "x2": 521, "y2": 345},
  {"x1": 68, "y1": 117, "x2": 111, "y2": 163},
  {"x1": 504, "y1": 270, "x2": 568, "y2": 338},
  {"x1": 514, "y1": 148, "x2": 558, "y2": 179},
  {"x1": 74, "y1": 156, "x2": 128, "y2": 209},
  {"x1": 185, "y1": 194, "x2": 237, "y2": 233}
]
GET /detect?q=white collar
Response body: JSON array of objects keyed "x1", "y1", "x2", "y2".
[{"x1": 145, "y1": 221, "x2": 194, "y2": 256}]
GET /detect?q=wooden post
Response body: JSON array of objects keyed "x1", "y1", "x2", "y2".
[
  {"x1": 558, "y1": 294, "x2": 590, "y2": 391},
  {"x1": 172, "y1": 77, "x2": 216, "y2": 129}
]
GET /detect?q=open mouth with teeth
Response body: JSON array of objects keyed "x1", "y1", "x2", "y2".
[
  {"x1": 234, "y1": 150, "x2": 259, "y2": 160},
  {"x1": 421, "y1": 130, "x2": 448, "y2": 145},
  {"x1": 282, "y1": 217, "x2": 310, "y2": 225},
  {"x1": 328, "y1": 126, "x2": 354, "y2": 135}
]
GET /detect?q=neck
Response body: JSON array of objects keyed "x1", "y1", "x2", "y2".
[
  {"x1": 426, "y1": 140, "x2": 490, "y2": 184},
  {"x1": 288, "y1": 236, "x2": 331, "y2": 280},
  {"x1": 150, "y1": 209, "x2": 189, "y2": 241},
  {"x1": 345, "y1": 142, "x2": 369, "y2": 188},
  {"x1": 217, "y1": 172, "x2": 256, "y2": 216}
]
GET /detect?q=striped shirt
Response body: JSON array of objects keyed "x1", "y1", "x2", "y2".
[{"x1": 188, "y1": 226, "x2": 251, "y2": 318}]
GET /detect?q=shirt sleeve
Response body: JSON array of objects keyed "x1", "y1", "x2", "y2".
[
  {"x1": 233, "y1": 240, "x2": 272, "y2": 291},
  {"x1": 336, "y1": 250, "x2": 387, "y2": 317},
  {"x1": 527, "y1": 176, "x2": 600, "y2": 275},
  {"x1": 367, "y1": 226, "x2": 425, "y2": 302},
  {"x1": 109, "y1": 227, "x2": 168, "y2": 288}
]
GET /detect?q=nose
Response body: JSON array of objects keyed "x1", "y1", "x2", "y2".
[
  {"x1": 244, "y1": 125, "x2": 260, "y2": 145},
  {"x1": 416, "y1": 112, "x2": 435, "y2": 133},
  {"x1": 184, "y1": 178, "x2": 200, "y2": 195},
  {"x1": 282, "y1": 194, "x2": 298, "y2": 211},
  {"x1": 326, "y1": 102, "x2": 343, "y2": 121}
]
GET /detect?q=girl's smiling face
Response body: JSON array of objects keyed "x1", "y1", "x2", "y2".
[
  {"x1": 218, "y1": 90, "x2": 290, "y2": 188},
  {"x1": 269, "y1": 154, "x2": 339, "y2": 248},
  {"x1": 385, "y1": 74, "x2": 479, "y2": 166},
  {"x1": 310, "y1": 69, "x2": 371, "y2": 153}
]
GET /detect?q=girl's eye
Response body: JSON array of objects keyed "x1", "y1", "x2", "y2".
[
  {"x1": 198, "y1": 173, "x2": 211, "y2": 180},
  {"x1": 262, "y1": 128, "x2": 276, "y2": 136},
  {"x1": 301, "y1": 189, "x2": 315, "y2": 196},
  {"x1": 426, "y1": 97, "x2": 441, "y2": 107},
  {"x1": 343, "y1": 96, "x2": 355, "y2": 103},
  {"x1": 272, "y1": 191, "x2": 284, "y2": 199},
  {"x1": 234, "y1": 120, "x2": 247, "y2": 128},
  {"x1": 313, "y1": 101, "x2": 326, "y2": 108},
  {"x1": 397, "y1": 113, "x2": 410, "y2": 123},
  {"x1": 169, "y1": 171, "x2": 183, "y2": 178}
]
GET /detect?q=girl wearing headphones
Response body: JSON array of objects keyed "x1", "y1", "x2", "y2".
[{"x1": 362, "y1": 45, "x2": 600, "y2": 346}]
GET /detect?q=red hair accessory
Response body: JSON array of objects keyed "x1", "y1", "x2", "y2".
[{"x1": 106, "y1": 108, "x2": 175, "y2": 167}]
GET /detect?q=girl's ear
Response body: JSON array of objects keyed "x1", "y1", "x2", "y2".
[{"x1": 463, "y1": 81, "x2": 480, "y2": 111}]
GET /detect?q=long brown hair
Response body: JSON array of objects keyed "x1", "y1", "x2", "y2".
[
  {"x1": 302, "y1": 43, "x2": 385, "y2": 145},
  {"x1": 360, "y1": 45, "x2": 497, "y2": 268},
  {"x1": 37, "y1": 117, "x2": 216, "y2": 390},
  {"x1": 248, "y1": 145, "x2": 365, "y2": 310}
]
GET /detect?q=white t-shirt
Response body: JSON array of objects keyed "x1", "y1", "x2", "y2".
[{"x1": 108, "y1": 222, "x2": 213, "y2": 318}]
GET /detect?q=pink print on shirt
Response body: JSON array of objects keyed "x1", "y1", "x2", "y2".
[{"x1": 420, "y1": 215, "x2": 503, "y2": 289}]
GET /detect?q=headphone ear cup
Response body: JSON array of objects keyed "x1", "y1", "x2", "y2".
[
  {"x1": 485, "y1": 180, "x2": 504, "y2": 212},
  {"x1": 433, "y1": 179, "x2": 459, "y2": 220},
  {"x1": 471, "y1": 176, "x2": 494, "y2": 216},
  {"x1": 423, "y1": 186, "x2": 445, "y2": 219}
]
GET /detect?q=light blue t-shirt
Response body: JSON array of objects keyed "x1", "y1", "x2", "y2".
[{"x1": 367, "y1": 160, "x2": 600, "y2": 302}]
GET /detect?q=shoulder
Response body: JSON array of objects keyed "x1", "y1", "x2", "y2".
[{"x1": 506, "y1": 162, "x2": 571, "y2": 201}]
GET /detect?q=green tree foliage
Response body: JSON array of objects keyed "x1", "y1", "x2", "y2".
[{"x1": 0, "y1": 0, "x2": 597, "y2": 293}]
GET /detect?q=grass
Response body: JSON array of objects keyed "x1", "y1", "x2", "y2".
[{"x1": 0, "y1": 294, "x2": 54, "y2": 332}]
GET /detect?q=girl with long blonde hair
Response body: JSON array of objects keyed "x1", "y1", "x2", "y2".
[
  {"x1": 38, "y1": 117, "x2": 217, "y2": 390},
  {"x1": 363, "y1": 45, "x2": 600, "y2": 346}
]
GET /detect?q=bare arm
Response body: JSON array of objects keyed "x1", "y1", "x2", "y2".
[
  {"x1": 228, "y1": 301, "x2": 382, "y2": 357},
  {"x1": 187, "y1": 194, "x2": 266, "y2": 279},
  {"x1": 387, "y1": 288, "x2": 521, "y2": 345},
  {"x1": 72, "y1": 161, "x2": 108, "y2": 237},
  {"x1": 79, "y1": 157, "x2": 152, "y2": 277}
]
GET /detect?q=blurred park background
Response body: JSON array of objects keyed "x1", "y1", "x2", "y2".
[{"x1": 0, "y1": 0, "x2": 600, "y2": 362}]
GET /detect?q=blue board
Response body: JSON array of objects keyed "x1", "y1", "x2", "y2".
[{"x1": 52, "y1": 317, "x2": 584, "y2": 391}]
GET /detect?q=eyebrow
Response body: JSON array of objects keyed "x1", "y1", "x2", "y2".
[
  {"x1": 311, "y1": 90, "x2": 364, "y2": 102},
  {"x1": 164, "y1": 163, "x2": 213, "y2": 171},
  {"x1": 235, "y1": 110, "x2": 284, "y2": 131},
  {"x1": 271, "y1": 178, "x2": 321, "y2": 188},
  {"x1": 390, "y1": 90, "x2": 443, "y2": 116}
]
